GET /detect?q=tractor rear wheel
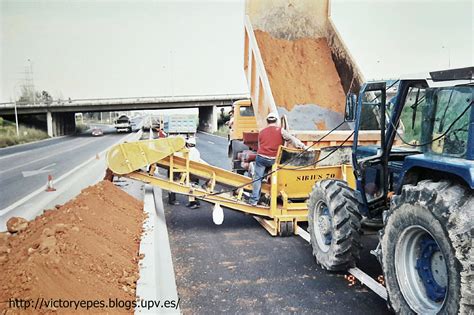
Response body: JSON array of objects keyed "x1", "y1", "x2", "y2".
[
  {"x1": 307, "y1": 180, "x2": 363, "y2": 271},
  {"x1": 382, "y1": 180, "x2": 473, "y2": 314}
]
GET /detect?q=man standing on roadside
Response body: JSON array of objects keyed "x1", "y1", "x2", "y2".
[{"x1": 249, "y1": 112, "x2": 305, "y2": 206}]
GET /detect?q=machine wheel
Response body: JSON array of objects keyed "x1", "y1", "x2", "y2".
[
  {"x1": 278, "y1": 221, "x2": 294, "y2": 237},
  {"x1": 382, "y1": 180, "x2": 473, "y2": 314},
  {"x1": 307, "y1": 180, "x2": 363, "y2": 271}
]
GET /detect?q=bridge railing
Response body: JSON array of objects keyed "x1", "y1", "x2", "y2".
[{"x1": 0, "y1": 93, "x2": 249, "y2": 109}]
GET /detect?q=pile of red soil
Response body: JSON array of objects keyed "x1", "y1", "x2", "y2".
[
  {"x1": 254, "y1": 30, "x2": 346, "y2": 113},
  {"x1": 0, "y1": 181, "x2": 145, "y2": 313}
]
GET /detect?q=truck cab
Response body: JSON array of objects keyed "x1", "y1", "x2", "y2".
[
  {"x1": 229, "y1": 100, "x2": 257, "y2": 141},
  {"x1": 114, "y1": 115, "x2": 132, "y2": 133},
  {"x1": 228, "y1": 100, "x2": 258, "y2": 174}
]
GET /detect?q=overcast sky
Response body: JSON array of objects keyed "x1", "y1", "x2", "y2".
[{"x1": 1, "y1": 0, "x2": 472, "y2": 102}]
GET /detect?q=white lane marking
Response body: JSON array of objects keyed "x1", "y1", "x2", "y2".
[
  {"x1": 207, "y1": 140, "x2": 215, "y2": 145},
  {"x1": 0, "y1": 136, "x2": 81, "y2": 161},
  {"x1": 296, "y1": 224, "x2": 387, "y2": 301},
  {"x1": 22, "y1": 163, "x2": 56, "y2": 177},
  {"x1": 0, "y1": 137, "x2": 102, "y2": 175},
  {"x1": 0, "y1": 135, "x2": 68, "y2": 160},
  {"x1": 197, "y1": 130, "x2": 227, "y2": 139},
  {"x1": 0, "y1": 130, "x2": 142, "y2": 214}
]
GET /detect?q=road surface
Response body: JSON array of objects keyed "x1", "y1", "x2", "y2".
[
  {"x1": 0, "y1": 124, "x2": 138, "y2": 210},
  {"x1": 164, "y1": 132, "x2": 389, "y2": 314}
]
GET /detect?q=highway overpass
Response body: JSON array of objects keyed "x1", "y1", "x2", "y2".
[{"x1": 0, "y1": 93, "x2": 248, "y2": 136}]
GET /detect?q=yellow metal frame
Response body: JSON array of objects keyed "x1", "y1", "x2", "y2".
[{"x1": 107, "y1": 138, "x2": 355, "y2": 236}]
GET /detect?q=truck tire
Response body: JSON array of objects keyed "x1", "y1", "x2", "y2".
[
  {"x1": 230, "y1": 140, "x2": 248, "y2": 175},
  {"x1": 307, "y1": 180, "x2": 363, "y2": 271},
  {"x1": 381, "y1": 180, "x2": 473, "y2": 314}
]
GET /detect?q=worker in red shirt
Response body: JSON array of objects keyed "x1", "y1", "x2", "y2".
[{"x1": 249, "y1": 112, "x2": 305, "y2": 206}]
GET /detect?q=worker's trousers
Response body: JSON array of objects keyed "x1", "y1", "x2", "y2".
[{"x1": 250, "y1": 155, "x2": 275, "y2": 204}]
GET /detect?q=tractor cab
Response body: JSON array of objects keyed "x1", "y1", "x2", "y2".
[
  {"x1": 308, "y1": 67, "x2": 473, "y2": 314},
  {"x1": 345, "y1": 67, "x2": 474, "y2": 218}
]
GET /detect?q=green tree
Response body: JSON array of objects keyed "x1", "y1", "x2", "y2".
[
  {"x1": 218, "y1": 108, "x2": 230, "y2": 127},
  {"x1": 16, "y1": 84, "x2": 53, "y2": 105}
]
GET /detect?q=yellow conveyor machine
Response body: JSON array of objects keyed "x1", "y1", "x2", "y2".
[{"x1": 106, "y1": 137, "x2": 355, "y2": 236}]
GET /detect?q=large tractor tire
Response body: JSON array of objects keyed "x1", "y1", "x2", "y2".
[
  {"x1": 382, "y1": 180, "x2": 473, "y2": 314},
  {"x1": 307, "y1": 180, "x2": 363, "y2": 271}
]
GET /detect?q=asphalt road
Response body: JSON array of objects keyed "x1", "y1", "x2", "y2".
[
  {"x1": 164, "y1": 132, "x2": 390, "y2": 314},
  {"x1": 0, "y1": 124, "x2": 138, "y2": 210}
]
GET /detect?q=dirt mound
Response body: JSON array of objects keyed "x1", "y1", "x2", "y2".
[
  {"x1": 0, "y1": 180, "x2": 145, "y2": 313},
  {"x1": 254, "y1": 30, "x2": 346, "y2": 114}
]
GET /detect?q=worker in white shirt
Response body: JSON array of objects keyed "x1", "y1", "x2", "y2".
[
  {"x1": 168, "y1": 136, "x2": 206, "y2": 208},
  {"x1": 185, "y1": 137, "x2": 205, "y2": 209}
]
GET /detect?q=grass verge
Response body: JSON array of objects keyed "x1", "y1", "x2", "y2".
[
  {"x1": 0, "y1": 118, "x2": 49, "y2": 148},
  {"x1": 213, "y1": 125, "x2": 229, "y2": 138}
]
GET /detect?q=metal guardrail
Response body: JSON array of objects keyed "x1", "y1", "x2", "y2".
[{"x1": 0, "y1": 93, "x2": 249, "y2": 109}]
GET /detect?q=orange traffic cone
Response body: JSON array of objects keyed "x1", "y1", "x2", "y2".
[{"x1": 45, "y1": 175, "x2": 56, "y2": 192}]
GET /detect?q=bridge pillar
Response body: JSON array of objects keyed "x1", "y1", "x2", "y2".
[
  {"x1": 46, "y1": 111, "x2": 54, "y2": 137},
  {"x1": 198, "y1": 105, "x2": 218, "y2": 133},
  {"x1": 46, "y1": 112, "x2": 76, "y2": 137}
]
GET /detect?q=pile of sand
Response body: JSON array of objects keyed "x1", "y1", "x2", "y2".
[
  {"x1": 254, "y1": 30, "x2": 346, "y2": 114},
  {"x1": 0, "y1": 181, "x2": 145, "y2": 313}
]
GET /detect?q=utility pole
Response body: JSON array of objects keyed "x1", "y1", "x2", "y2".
[
  {"x1": 12, "y1": 83, "x2": 22, "y2": 137},
  {"x1": 14, "y1": 100, "x2": 19, "y2": 137},
  {"x1": 441, "y1": 45, "x2": 451, "y2": 69},
  {"x1": 28, "y1": 59, "x2": 36, "y2": 105}
]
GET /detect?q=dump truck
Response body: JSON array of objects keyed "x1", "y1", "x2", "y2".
[
  {"x1": 142, "y1": 115, "x2": 164, "y2": 132},
  {"x1": 113, "y1": 114, "x2": 132, "y2": 133},
  {"x1": 229, "y1": 0, "x2": 380, "y2": 174}
]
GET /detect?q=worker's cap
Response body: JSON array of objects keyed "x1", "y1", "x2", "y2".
[
  {"x1": 266, "y1": 112, "x2": 278, "y2": 122},
  {"x1": 186, "y1": 137, "x2": 196, "y2": 145}
]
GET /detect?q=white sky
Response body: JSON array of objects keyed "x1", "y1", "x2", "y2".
[{"x1": 1, "y1": 0, "x2": 472, "y2": 102}]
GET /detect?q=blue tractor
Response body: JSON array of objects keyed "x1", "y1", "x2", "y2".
[{"x1": 307, "y1": 67, "x2": 473, "y2": 314}]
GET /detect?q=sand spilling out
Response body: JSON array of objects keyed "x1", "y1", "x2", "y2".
[
  {"x1": 254, "y1": 30, "x2": 347, "y2": 117},
  {"x1": 0, "y1": 180, "x2": 145, "y2": 313}
]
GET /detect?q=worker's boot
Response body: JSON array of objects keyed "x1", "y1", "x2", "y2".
[{"x1": 168, "y1": 192, "x2": 179, "y2": 205}]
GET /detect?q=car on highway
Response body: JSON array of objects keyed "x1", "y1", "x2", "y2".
[{"x1": 91, "y1": 128, "x2": 104, "y2": 137}]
